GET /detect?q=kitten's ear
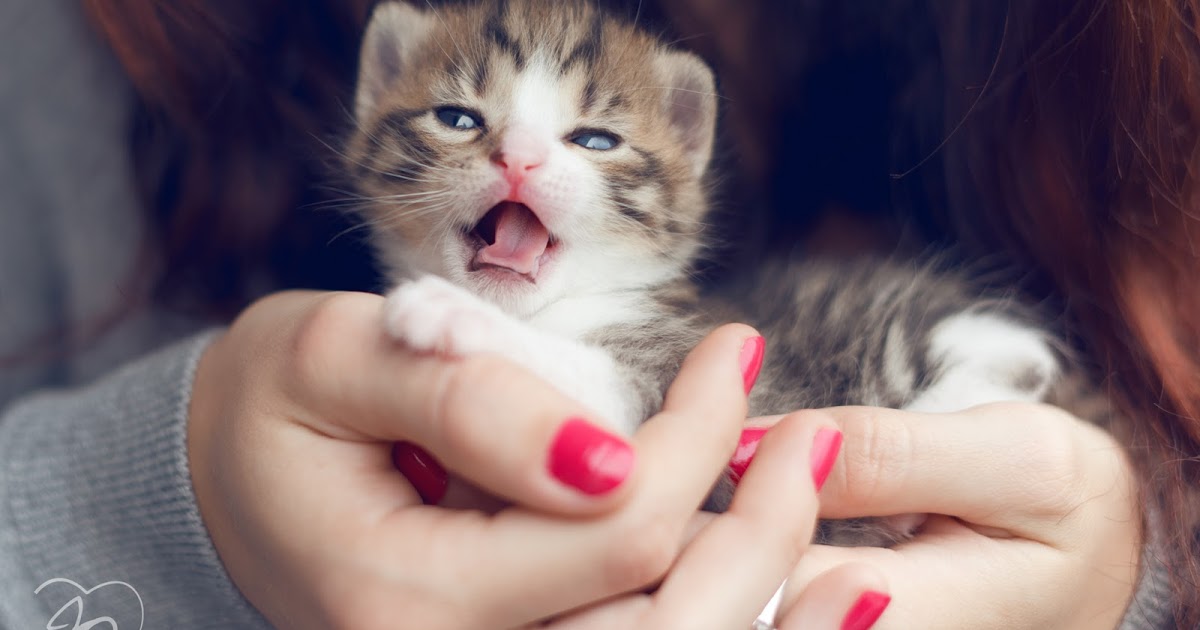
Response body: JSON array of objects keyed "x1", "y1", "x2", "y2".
[
  {"x1": 654, "y1": 51, "x2": 717, "y2": 178},
  {"x1": 355, "y1": 2, "x2": 437, "y2": 122}
]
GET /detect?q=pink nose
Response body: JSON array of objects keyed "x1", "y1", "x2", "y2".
[{"x1": 493, "y1": 132, "x2": 548, "y2": 183}]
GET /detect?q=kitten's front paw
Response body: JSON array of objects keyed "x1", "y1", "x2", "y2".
[{"x1": 384, "y1": 276, "x2": 509, "y2": 356}]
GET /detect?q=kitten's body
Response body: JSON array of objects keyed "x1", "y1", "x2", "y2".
[{"x1": 347, "y1": 0, "x2": 1091, "y2": 546}]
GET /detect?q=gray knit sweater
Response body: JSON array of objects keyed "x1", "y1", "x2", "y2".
[
  {"x1": 0, "y1": 0, "x2": 1177, "y2": 628},
  {"x1": 0, "y1": 0, "x2": 269, "y2": 626}
]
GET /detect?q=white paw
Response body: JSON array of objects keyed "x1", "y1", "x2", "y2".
[
  {"x1": 905, "y1": 312, "x2": 1060, "y2": 413},
  {"x1": 384, "y1": 276, "x2": 510, "y2": 356}
]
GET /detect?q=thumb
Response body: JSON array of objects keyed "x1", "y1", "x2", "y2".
[
  {"x1": 275, "y1": 291, "x2": 640, "y2": 516},
  {"x1": 809, "y1": 402, "x2": 1111, "y2": 542}
]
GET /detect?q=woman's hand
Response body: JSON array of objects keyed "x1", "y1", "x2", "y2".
[
  {"x1": 546, "y1": 416, "x2": 890, "y2": 630},
  {"x1": 185, "y1": 290, "x2": 885, "y2": 629},
  {"x1": 763, "y1": 403, "x2": 1140, "y2": 630}
]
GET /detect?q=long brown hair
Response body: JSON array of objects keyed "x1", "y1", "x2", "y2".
[
  {"x1": 83, "y1": 0, "x2": 381, "y2": 319},
  {"x1": 952, "y1": 2, "x2": 1200, "y2": 620},
  {"x1": 86, "y1": 0, "x2": 1200, "y2": 623}
]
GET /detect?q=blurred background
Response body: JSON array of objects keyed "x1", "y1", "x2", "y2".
[
  {"x1": 77, "y1": 0, "x2": 1026, "y2": 322},
  {"x1": 54, "y1": 0, "x2": 1127, "y2": 365}
]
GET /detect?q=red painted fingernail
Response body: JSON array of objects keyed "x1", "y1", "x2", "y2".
[
  {"x1": 841, "y1": 590, "x2": 891, "y2": 630},
  {"x1": 739, "y1": 336, "x2": 765, "y2": 395},
  {"x1": 393, "y1": 442, "x2": 448, "y2": 505},
  {"x1": 810, "y1": 428, "x2": 843, "y2": 492},
  {"x1": 728, "y1": 426, "x2": 768, "y2": 483},
  {"x1": 548, "y1": 418, "x2": 634, "y2": 495}
]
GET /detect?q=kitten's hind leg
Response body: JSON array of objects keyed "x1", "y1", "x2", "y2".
[
  {"x1": 904, "y1": 311, "x2": 1060, "y2": 413},
  {"x1": 852, "y1": 311, "x2": 1062, "y2": 546}
]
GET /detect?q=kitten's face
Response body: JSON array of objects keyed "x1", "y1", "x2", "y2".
[{"x1": 349, "y1": 0, "x2": 717, "y2": 316}]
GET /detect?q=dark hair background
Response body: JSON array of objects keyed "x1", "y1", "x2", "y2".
[
  {"x1": 83, "y1": 0, "x2": 384, "y2": 319},
  {"x1": 657, "y1": 1, "x2": 1200, "y2": 622},
  {"x1": 81, "y1": 0, "x2": 668, "y2": 319},
  {"x1": 84, "y1": 0, "x2": 1200, "y2": 624}
]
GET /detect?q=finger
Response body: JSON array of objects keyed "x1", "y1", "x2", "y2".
[
  {"x1": 646, "y1": 415, "x2": 835, "y2": 628},
  {"x1": 278, "y1": 291, "x2": 636, "y2": 515},
  {"x1": 782, "y1": 536, "x2": 1051, "y2": 630},
  {"x1": 379, "y1": 324, "x2": 761, "y2": 628},
  {"x1": 783, "y1": 516, "x2": 1136, "y2": 630},
  {"x1": 540, "y1": 597, "x2": 654, "y2": 630},
  {"x1": 551, "y1": 413, "x2": 838, "y2": 630},
  {"x1": 627, "y1": 323, "x2": 759, "y2": 517},
  {"x1": 779, "y1": 564, "x2": 890, "y2": 630},
  {"x1": 805, "y1": 402, "x2": 1124, "y2": 542}
]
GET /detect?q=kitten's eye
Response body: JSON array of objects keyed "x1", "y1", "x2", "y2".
[
  {"x1": 571, "y1": 132, "x2": 620, "y2": 151},
  {"x1": 435, "y1": 107, "x2": 482, "y2": 130}
]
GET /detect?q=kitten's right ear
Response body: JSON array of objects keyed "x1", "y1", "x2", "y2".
[
  {"x1": 653, "y1": 51, "x2": 718, "y2": 179},
  {"x1": 355, "y1": 2, "x2": 437, "y2": 122}
]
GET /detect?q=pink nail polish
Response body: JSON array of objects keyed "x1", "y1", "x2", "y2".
[
  {"x1": 728, "y1": 427, "x2": 769, "y2": 483},
  {"x1": 393, "y1": 442, "x2": 448, "y2": 505},
  {"x1": 739, "y1": 336, "x2": 765, "y2": 395},
  {"x1": 547, "y1": 418, "x2": 635, "y2": 495},
  {"x1": 841, "y1": 591, "x2": 891, "y2": 630},
  {"x1": 810, "y1": 428, "x2": 842, "y2": 492}
]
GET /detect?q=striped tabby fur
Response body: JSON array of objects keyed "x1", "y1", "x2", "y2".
[{"x1": 346, "y1": 0, "x2": 1100, "y2": 548}]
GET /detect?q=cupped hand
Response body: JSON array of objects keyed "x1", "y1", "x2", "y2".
[
  {"x1": 185, "y1": 290, "x2": 884, "y2": 629},
  {"x1": 763, "y1": 403, "x2": 1141, "y2": 630}
]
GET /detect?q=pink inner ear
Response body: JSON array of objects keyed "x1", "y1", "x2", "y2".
[
  {"x1": 667, "y1": 88, "x2": 706, "y2": 148},
  {"x1": 656, "y1": 52, "x2": 717, "y2": 172},
  {"x1": 477, "y1": 202, "x2": 550, "y2": 275}
]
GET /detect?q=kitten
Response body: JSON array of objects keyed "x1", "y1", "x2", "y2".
[{"x1": 345, "y1": 0, "x2": 1079, "y2": 546}]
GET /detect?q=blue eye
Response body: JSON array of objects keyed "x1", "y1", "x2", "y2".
[
  {"x1": 571, "y1": 132, "x2": 619, "y2": 151},
  {"x1": 435, "y1": 107, "x2": 482, "y2": 130}
]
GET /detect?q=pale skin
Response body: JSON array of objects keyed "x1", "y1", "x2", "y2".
[
  {"x1": 770, "y1": 404, "x2": 1142, "y2": 629},
  {"x1": 187, "y1": 290, "x2": 1140, "y2": 629}
]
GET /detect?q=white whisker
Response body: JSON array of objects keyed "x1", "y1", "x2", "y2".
[{"x1": 628, "y1": 85, "x2": 730, "y2": 102}]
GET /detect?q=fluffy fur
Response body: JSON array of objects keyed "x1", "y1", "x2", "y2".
[{"x1": 345, "y1": 0, "x2": 1101, "y2": 547}]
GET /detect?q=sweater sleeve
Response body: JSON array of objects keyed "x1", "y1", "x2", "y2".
[
  {"x1": 0, "y1": 331, "x2": 271, "y2": 629},
  {"x1": 1120, "y1": 511, "x2": 1176, "y2": 630}
]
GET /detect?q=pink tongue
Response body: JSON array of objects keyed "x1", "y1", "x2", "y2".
[{"x1": 477, "y1": 203, "x2": 551, "y2": 275}]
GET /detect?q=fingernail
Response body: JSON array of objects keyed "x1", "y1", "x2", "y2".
[
  {"x1": 739, "y1": 336, "x2": 765, "y2": 395},
  {"x1": 841, "y1": 591, "x2": 891, "y2": 630},
  {"x1": 810, "y1": 428, "x2": 843, "y2": 492},
  {"x1": 548, "y1": 418, "x2": 635, "y2": 495},
  {"x1": 728, "y1": 426, "x2": 768, "y2": 483},
  {"x1": 393, "y1": 442, "x2": 448, "y2": 505}
]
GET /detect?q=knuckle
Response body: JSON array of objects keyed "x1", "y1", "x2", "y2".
[
  {"x1": 1007, "y1": 406, "x2": 1091, "y2": 515},
  {"x1": 600, "y1": 516, "x2": 679, "y2": 591},
  {"x1": 288, "y1": 293, "x2": 363, "y2": 384},
  {"x1": 776, "y1": 509, "x2": 816, "y2": 558},
  {"x1": 292, "y1": 293, "x2": 359, "y2": 349},
  {"x1": 835, "y1": 408, "x2": 912, "y2": 503},
  {"x1": 432, "y1": 355, "x2": 504, "y2": 456}
]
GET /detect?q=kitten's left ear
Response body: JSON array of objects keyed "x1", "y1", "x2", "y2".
[
  {"x1": 654, "y1": 51, "x2": 717, "y2": 178},
  {"x1": 355, "y1": 2, "x2": 438, "y2": 123}
]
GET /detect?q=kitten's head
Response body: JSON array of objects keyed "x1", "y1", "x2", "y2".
[{"x1": 348, "y1": 0, "x2": 717, "y2": 316}]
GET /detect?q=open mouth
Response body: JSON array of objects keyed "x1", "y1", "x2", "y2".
[{"x1": 467, "y1": 201, "x2": 558, "y2": 280}]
